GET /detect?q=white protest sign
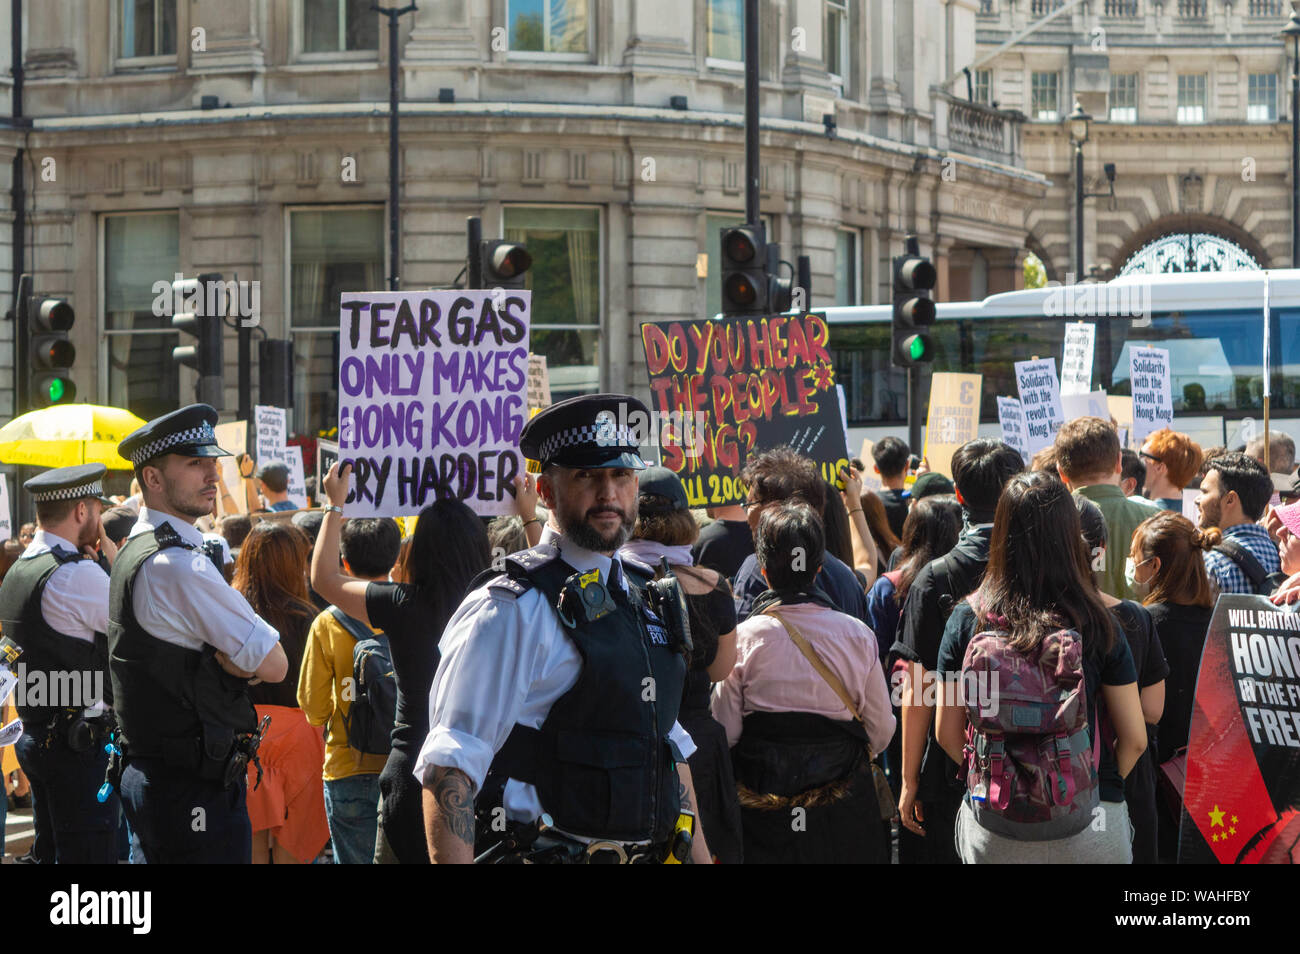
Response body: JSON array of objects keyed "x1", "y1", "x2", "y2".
[
  {"x1": 284, "y1": 446, "x2": 308, "y2": 510},
  {"x1": 214, "y1": 420, "x2": 249, "y2": 515},
  {"x1": 997, "y1": 396, "x2": 1028, "y2": 463},
  {"x1": 836, "y1": 385, "x2": 851, "y2": 464},
  {"x1": 858, "y1": 438, "x2": 883, "y2": 493},
  {"x1": 1014, "y1": 358, "x2": 1066, "y2": 458},
  {"x1": 1061, "y1": 389, "x2": 1110, "y2": 424},
  {"x1": 254, "y1": 406, "x2": 287, "y2": 466},
  {"x1": 338, "y1": 289, "x2": 531, "y2": 517},
  {"x1": 1182, "y1": 488, "x2": 1200, "y2": 523},
  {"x1": 0, "y1": 475, "x2": 11, "y2": 543},
  {"x1": 1129, "y1": 346, "x2": 1174, "y2": 446},
  {"x1": 1061, "y1": 323, "x2": 1096, "y2": 396},
  {"x1": 527, "y1": 354, "x2": 552, "y2": 411}
]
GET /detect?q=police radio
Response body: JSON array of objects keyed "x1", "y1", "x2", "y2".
[{"x1": 645, "y1": 558, "x2": 693, "y2": 657}]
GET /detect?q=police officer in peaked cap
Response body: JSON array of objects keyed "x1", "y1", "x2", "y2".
[
  {"x1": 108, "y1": 404, "x2": 288, "y2": 863},
  {"x1": 0, "y1": 464, "x2": 119, "y2": 863},
  {"x1": 410, "y1": 393, "x2": 710, "y2": 863}
]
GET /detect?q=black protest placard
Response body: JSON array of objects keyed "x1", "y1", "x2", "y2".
[
  {"x1": 639, "y1": 313, "x2": 849, "y2": 507},
  {"x1": 1179, "y1": 594, "x2": 1300, "y2": 863}
]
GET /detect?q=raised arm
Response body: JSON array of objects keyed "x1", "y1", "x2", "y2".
[{"x1": 310, "y1": 461, "x2": 372, "y2": 624}]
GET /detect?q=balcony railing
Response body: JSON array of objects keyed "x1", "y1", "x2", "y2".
[
  {"x1": 1030, "y1": 0, "x2": 1064, "y2": 16},
  {"x1": 1178, "y1": 0, "x2": 1207, "y2": 17},
  {"x1": 1103, "y1": 0, "x2": 1138, "y2": 15},
  {"x1": 1248, "y1": 1, "x2": 1283, "y2": 17},
  {"x1": 936, "y1": 89, "x2": 1024, "y2": 166}
]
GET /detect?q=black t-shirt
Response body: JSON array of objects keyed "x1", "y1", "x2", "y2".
[
  {"x1": 734, "y1": 550, "x2": 868, "y2": 623},
  {"x1": 1111, "y1": 600, "x2": 1170, "y2": 694},
  {"x1": 1147, "y1": 601, "x2": 1213, "y2": 764},
  {"x1": 691, "y1": 519, "x2": 754, "y2": 581},
  {"x1": 679, "y1": 571, "x2": 738, "y2": 713},
  {"x1": 247, "y1": 610, "x2": 312, "y2": 709},
  {"x1": 879, "y1": 488, "x2": 909, "y2": 541},
  {"x1": 365, "y1": 581, "x2": 452, "y2": 760},
  {"x1": 937, "y1": 600, "x2": 1139, "y2": 804}
]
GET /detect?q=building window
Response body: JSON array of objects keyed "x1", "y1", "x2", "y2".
[
  {"x1": 289, "y1": 207, "x2": 385, "y2": 439},
  {"x1": 707, "y1": 0, "x2": 744, "y2": 63},
  {"x1": 1177, "y1": 73, "x2": 1207, "y2": 123},
  {"x1": 835, "y1": 230, "x2": 860, "y2": 307},
  {"x1": 504, "y1": 207, "x2": 601, "y2": 402},
  {"x1": 1031, "y1": 71, "x2": 1059, "y2": 121},
  {"x1": 302, "y1": 0, "x2": 378, "y2": 53},
  {"x1": 1248, "y1": 73, "x2": 1278, "y2": 122},
  {"x1": 972, "y1": 69, "x2": 991, "y2": 106},
  {"x1": 509, "y1": 0, "x2": 590, "y2": 55},
  {"x1": 119, "y1": 0, "x2": 177, "y2": 60},
  {"x1": 825, "y1": 0, "x2": 849, "y2": 82},
  {"x1": 1109, "y1": 73, "x2": 1138, "y2": 122},
  {"x1": 104, "y1": 213, "x2": 180, "y2": 422}
]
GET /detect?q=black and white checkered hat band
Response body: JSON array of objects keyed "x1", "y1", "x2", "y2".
[
  {"x1": 31, "y1": 480, "x2": 104, "y2": 502},
  {"x1": 129, "y1": 423, "x2": 217, "y2": 466},
  {"x1": 537, "y1": 424, "x2": 638, "y2": 462}
]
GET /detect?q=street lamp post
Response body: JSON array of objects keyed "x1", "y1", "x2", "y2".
[
  {"x1": 1068, "y1": 101, "x2": 1117, "y2": 281},
  {"x1": 1280, "y1": 10, "x2": 1300, "y2": 268},
  {"x1": 374, "y1": 3, "x2": 418, "y2": 291}
]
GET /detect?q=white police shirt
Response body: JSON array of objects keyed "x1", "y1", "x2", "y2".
[
  {"x1": 127, "y1": 507, "x2": 279, "y2": 673},
  {"x1": 25, "y1": 529, "x2": 111, "y2": 716},
  {"x1": 25, "y1": 529, "x2": 110, "y2": 643},
  {"x1": 414, "y1": 524, "x2": 696, "y2": 831}
]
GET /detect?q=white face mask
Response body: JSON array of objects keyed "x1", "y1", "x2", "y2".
[{"x1": 1125, "y1": 556, "x2": 1154, "y2": 598}]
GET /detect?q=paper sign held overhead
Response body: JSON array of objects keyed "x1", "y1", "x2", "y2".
[
  {"x1": 1014, "y1": 358, "x2": 1065, "y2": 458},
  {"x1": 923, "y1": 373, "x2": 982, "y2": 479},
  {"x1": 0, "y1": 475, "x2": 11, "y2": 543},
  {"x1": 284, "y1": 446, "x2": 309, "y2": 510},
  {"x1": 254, "y1": 406, "x2": 287, "y2": 467},
  {"x1": 1060, "y1": 389, "x2": 1110, "y2": 425},
  {"x1": 997, "y1": 396, "x2": 1027, "y2": 464},
  {"x1": 214, "y1": 421, "x2": 249, "y2": 515},
  {"x1": 337, "y1": 289, "x2": 531, "y2": 518},
  {"x1": 317, "y1": 439, "x2": 339, "y2": 493},
  {"x1": 526, "y1": 354, "x2": 552, "y2": 411},
  {"x1": 1060, "y1": 323, "x2": 1096, "y2": 396},
  {"x1": 1129, "y1": 346, "x2": 1174, "y2": 446}
]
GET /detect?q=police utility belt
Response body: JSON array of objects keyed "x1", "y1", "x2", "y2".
[
  {"x1": 475, "y1": 812, "x2": 694, "y2": 865},
  {"x1": 42, "y1": 708, "x2": 114, "y2": 754},
  {"x1": 119, "y1": 715, "x2": 271, "y2": 790}
]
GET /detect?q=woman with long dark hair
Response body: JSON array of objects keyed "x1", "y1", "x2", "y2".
[
  {"x1": 934, "y1": 472, "x2": 1148, "y2": 862},
  {"x1": 232, "y1": 521, "x2": 330, "y2": 864},
  {"x1": 311, "y1": 463, "x2": 495, "y2": 863}
]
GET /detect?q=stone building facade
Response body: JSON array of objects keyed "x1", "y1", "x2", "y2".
[
  {"x1": 0, "y1": 0, "x2": 1047, "y2": 443},
  {"x1": 975, "y1": 0, "x2": 1295, "y2": 280}
]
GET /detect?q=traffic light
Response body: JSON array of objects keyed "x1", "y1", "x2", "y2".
[
  {"x1": 28, "y1": 296, "x2": 76, "y2": 407},
  {"x1": 259, "y1": 338, "x2": 293, "y2": 410},
  {"x1": 766, "y1": 244, "x2": 793, "y2": 314},
  {"x1": 891, "y1": 238, "x2": 937, "y2": 368},
  {"x1": 477, "y1": 240, "x2": 532, "y2": 290},
  {"x1": 172, "y1": 272, "x2": 225, "y2": 409},
  {"x1": 719, "y1": 223, "x2": 767, "y2": 316}
]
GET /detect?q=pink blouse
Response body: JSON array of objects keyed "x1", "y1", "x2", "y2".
[{"x1": 711, "y1": 601, "x2": 896, "y2": 756}]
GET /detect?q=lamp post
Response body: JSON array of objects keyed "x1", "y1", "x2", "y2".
[
  {"x1": 1280, "y1": 9, "x2": 1300, "y2": 268},
  {"x1": 373, "y1": 3, "x2": 418, "y2": 291},
  {"x1": 1067, "y1": 100, "x2": 1117, "y2": 282}
]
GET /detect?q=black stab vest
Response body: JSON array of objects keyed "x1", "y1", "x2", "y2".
[
  {"x1": 0, "y1": 547, "x2": 110, "y2": 725},
  {"x1": 475, "y1": 544, "x2": 688, "y2": 844},
  {"x1": 107, "y1": 524, "x2": 256, "y2": 774}
]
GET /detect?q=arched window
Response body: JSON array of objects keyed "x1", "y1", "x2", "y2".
[{"x1": 1118, "y1": 233, "x2": 1261, "y2": 275}]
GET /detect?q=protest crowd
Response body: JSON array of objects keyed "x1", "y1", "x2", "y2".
[{"x1": 5, "y1": 382, "x2": 1300, "y2": 866}]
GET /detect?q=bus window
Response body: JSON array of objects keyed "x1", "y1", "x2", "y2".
[
  {"x1": 830, "y1": 320, "x2": 964, "y2": 426},
  {"x1": 965, "y1": 316, "x2": 1071, "y2": 422}
]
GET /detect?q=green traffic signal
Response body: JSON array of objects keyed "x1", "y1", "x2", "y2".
[{"x1": 48, "y1": 379, "x2": 65, "y2": 403}]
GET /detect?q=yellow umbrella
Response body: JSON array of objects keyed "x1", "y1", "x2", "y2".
[{"x1": 0, "y1": 404, "x2": 147, "y2": 469}]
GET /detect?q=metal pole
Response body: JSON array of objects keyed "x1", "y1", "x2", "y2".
[
  {"x1": 12, "y1": 0, "x2": 30, "y2": 528},
  {"x1": 373, "y1": 4, "x2": 417, "y2": 290},
  {"x1": 1293, "y1": 37, "x2": 1299, "y2": 267},
  {"x1": 907, "y1": 368, "x2": 923, "y2": 457},
  {"x1": 744, "y1": 0, "x2": 759, "y2": 226},
  {"x1": 797, "y1": 254, "x2": 811, "y2": 309},
  {"x1": 1075, "y1": 141, "x2": 1084, "y2": 280},
  {"x1": 466, "y1": 216, "x2": 482, "y2": 289}
]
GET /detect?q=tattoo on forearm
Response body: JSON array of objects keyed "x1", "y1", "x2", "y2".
[
  {"x1": 432, "y1": 767, "x2": 477, "y2": 847},
  {"x1": 678, "y1": 778, "x2": 693, "y2": 812}
]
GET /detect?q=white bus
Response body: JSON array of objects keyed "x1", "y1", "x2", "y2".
[{"x1": 823, "y1": 269, "x2": 1296, "y2": 455}]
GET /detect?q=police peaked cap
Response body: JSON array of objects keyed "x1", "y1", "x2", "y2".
[
  {"x1": 520, "y1": 393, "x2": 649, "y2": 470},
  {"x1": 24, "y1": 463, "x2": 115, "y2": 508},
  {"x1": 118, "y1": 404, "x2": 232, "y2": 468}
]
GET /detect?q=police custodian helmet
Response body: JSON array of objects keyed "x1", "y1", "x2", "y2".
[
  {"x1": 520, "y1": 393, "x2": 649, "y2": 471},
  {"x1": 118, "y1": 404, "x2": 232, "y2": 468}
]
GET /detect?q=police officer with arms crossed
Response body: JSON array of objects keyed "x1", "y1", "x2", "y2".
[
  {"x1": 108, "y1": 404, "x2": 288, "y2": 863},
  {"x1": 411, "y1": 394, "x2": 711, "y2": 864},
  {"x1": 0, "y1": 464, "x2": 120, "y2": 863}
]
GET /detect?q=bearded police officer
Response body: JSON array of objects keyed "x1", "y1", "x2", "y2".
[
  {"x1": 109, "y1": 404, "x2": 288, "y2": 863},
  {"x1": 412, "y1": 393, "x2": 710, "y2": 864},
  {"x1": 0, "y1": 464, "x2": 119, "y2": 863}
]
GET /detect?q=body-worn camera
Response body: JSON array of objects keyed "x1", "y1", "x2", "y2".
[{"x1": 644, "y1": 558, "x2": 693, "y2": 656}]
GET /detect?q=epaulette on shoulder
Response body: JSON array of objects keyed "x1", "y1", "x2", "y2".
[{"x1": 484, "y1": 574, "x2": 531, "y2": 599}]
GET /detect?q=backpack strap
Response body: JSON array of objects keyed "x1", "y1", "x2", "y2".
[
  {"x1": 1215, "y1": 538, "x2": 1269, "y2": 593},
  {"x1": 327, "y1": 605, "x2": 375, "y2": 643}
]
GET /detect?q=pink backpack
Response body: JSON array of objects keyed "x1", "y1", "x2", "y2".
[{"x1": 961, "y1": 618, "x2": 1102, "y2": 841}]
